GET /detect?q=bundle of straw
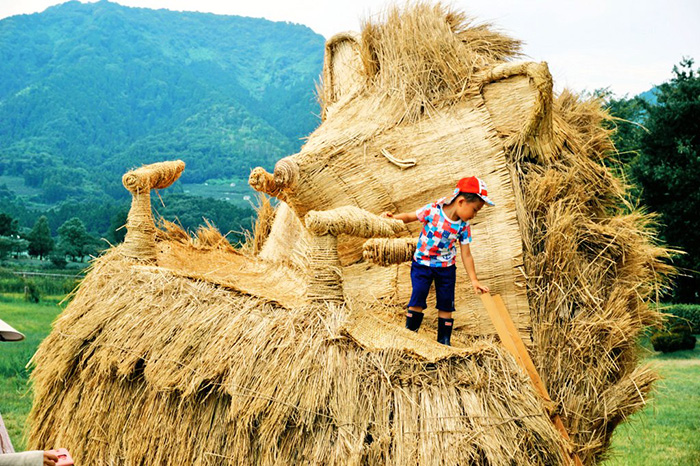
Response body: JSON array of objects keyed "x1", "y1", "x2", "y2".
[
  {"x1": 305, "y1": 206, "x2": 405, "y2": 237},
  {"x1": 28, "y1": 250, "x2": 566, "y2": 465},
  {"x1": 363, "y1": 237, "x2": 417, "y2": 266},
  {"x1": 503, "y1": 91, "x2": 674, "y2": 463},
  {"x1": 122, "y1": 160, "x2": 185, "y2": 193}
]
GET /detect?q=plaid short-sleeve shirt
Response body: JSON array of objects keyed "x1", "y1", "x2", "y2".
[{"x1": 413, "y1": 200, "x2": 472, "y2": 267}]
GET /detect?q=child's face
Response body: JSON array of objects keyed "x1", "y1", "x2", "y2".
[{"x1": 455, "y1": 198, "x2": 485, "y2": 221}]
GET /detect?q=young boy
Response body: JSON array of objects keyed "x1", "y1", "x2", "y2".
[{"x1": 386, "y1": 176, "x2": 493, "y2": 346}]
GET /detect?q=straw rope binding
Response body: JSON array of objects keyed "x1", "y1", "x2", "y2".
[
  {"x1": 306, "y1": 234, "x2": 344, "y2": 303},
  {"x1": 363, "y1": 237, "x2": 417, "y2": 266},
  {"x1": 122, "y1": 160, "x2": 185, "y2": 194},
  {"x1": 121, "y1": 160, "x2": 185, "y2": 262},
  {"x1": 304, "y1": 206, "x2": 404, "y2": 302},
  {"x1": 305, "y1": 206, "x2": 405, "y2": 237}
]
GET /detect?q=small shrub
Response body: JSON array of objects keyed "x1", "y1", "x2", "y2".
[
  {"x1": 61, "y1": 277, "x2": 80, "y2": 294},
  {"x1": 23, "y1": 279, "x2": 41, "y2": 303},
  {"x1": 650, "y1": 317, "x2": 696, "y2": 352},
  {"x1": 49, "y1": 252, "x2": 68, "y2": 269},
  {"x1": 663, "y1": 304, "x2": 700, "y2": 334}
]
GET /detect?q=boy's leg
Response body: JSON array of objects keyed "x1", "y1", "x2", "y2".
[
  {"x1": 406, "y1": 262, "x2": 432, "y2": 331},
  {"x1": 434, "y1": 266, "x2": 456, "y2": 345}
]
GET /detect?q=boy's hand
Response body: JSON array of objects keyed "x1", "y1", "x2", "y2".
[
  {"x1": 382, "y1": 212, "x2": 418, "y2": 223},
  {"x1": 471, "y1": 280, "x2": 490, "y2": 294}
]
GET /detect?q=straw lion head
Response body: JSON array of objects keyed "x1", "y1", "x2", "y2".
[{"x1": 249, "y1": 3, "x2": 553, "y2": 219}]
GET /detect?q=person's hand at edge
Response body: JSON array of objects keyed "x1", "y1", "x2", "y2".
[{"x1": 43, "y1": 451, "x2": 58, "y2": 466}]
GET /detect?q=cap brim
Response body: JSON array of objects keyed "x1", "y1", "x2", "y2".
[
  {"x1": 479, "y1": 195, "x2": 495, "y2": 206},
  {"x1": 0, "y1": 319, "x2": 25, "y2": 341}
]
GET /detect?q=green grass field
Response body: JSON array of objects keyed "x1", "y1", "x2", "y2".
[
  {"x1": 0, "y1": 295, "x2": 65, "y2": 450},
  {"x1": 182, "y1": 179, "x2": 257, "y2": 207},
  {"x1": 601, "y1": 345, "x2": 700, "y2": 466},
  {"x1": 1, "y1": 294, "x2": 698, "y2": 462}
]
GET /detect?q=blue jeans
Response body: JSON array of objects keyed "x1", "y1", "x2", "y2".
[{"x1": 407, "y1": 261, "x2": 456, "y2": 312}]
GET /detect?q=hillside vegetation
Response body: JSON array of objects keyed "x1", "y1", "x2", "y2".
[{"x1": 0, "y1": 0, "x2": 324, "y2": 236}]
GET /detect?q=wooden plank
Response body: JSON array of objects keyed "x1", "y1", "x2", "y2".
[
  {"x1": 479, "y1": 292, "x2": 522, "y2": 365},
  {"x1": 480, "y1": 293, "x2": 583, "y2": 466},
  {"x1": 492, "y1": 294, "x2": 552, "y2": 403}
]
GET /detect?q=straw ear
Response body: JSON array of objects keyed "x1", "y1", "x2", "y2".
[
  {"x1": 321, "y1": 32, "x2": 364, "y2": 120},
  {"x1": 481, "y1": 62, "x2": 557, "y2": 161}
]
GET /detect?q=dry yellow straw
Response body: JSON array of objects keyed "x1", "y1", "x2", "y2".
[
  {"x1": 304, "y1": 207, "x2": 403, "y2": 302},
  {"x1": 121, "y1": 161, "x2": 185, "y2": 262},
  {"x1": 306, "y1": 234, "x2": 344, "y2": 303},
  {"x1": 363, "y1": 237, "x2": 417, "y2": 266},
  {"x1": 305, "y1": 206, "x2": 404, "y2": 237},
  {"x1": 249, "y1": 167, "x2": 282, "y2": 197},
  {"x1": 122, "y1": 160, "x2": 185, "y2": 193}
]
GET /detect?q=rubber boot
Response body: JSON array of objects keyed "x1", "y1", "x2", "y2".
[
  {"x1": 437, "y1": 317, "x2": 454, "y2": 346},
  {"x1": 405, "y1": 310, "x2": 424, "y2": 332}
]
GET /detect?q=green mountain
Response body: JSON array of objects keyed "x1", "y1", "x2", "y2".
[
  {"x1": 637, "y1": 87, "x2": 659, "y2": 105},
  {"x1": 0, "y1": 0, "x2": 325, "y2": 209}
]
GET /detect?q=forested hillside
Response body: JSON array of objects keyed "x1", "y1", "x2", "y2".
[{"x1": 0, "y1": 0, "x2": 324, "y2": 237}]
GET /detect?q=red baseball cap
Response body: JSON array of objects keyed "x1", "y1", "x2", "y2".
[{"x1": 449, "y1": 176, "x2": 495, "y2": 206}]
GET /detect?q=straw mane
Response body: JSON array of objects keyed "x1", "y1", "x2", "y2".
[
  {"x1": 28, "y1": 3, "x2": 671, "y2": 465},
  {"x1": 321, "y1": 3, "x2": 522, "y2": 121}
]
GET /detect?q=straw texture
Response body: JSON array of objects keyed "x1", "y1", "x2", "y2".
[
  {"x1": 500, "y1": 90, "x2": 673, "y2": 463},
  {"x1": 363, "y1": 237, "x2": 418, "y2": 266},
  {"x1": 122, "y1": 160, "x2": 185, "y2": 193},
  {"x1": 29, "y1": 249, "x2": 565, "y2": 465},
  {"x1": 306, "y1": 206, "x2": 405, "y2": 237},
  {"x1": 121, "y1": 161, "x2": 185, "y2": 262},
  {"x1": 249, "y1": 2, "x2": 532, "y2": 340}
]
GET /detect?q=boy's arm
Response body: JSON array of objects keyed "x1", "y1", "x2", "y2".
[
  {"x1": 460, "y1": 243, "x2": 490, "y2": 294},
  {"x1": 384, "y1": 211, "x2": 418, "y2": 223}
]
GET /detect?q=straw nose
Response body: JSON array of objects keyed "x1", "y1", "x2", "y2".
[{"x1": 249, "y1": 157, "x2": 299, "y2": 199}]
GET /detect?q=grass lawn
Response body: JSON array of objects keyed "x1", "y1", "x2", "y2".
[
  {"x1": 0, "y1": 293, "x2": 698, "y2": 462},
  {"x1": 0, "y1": 295, "x2": 64, "y2": 451},
  {"x1": 601, "y1": 343, "x2": 700, "y2": 466}
]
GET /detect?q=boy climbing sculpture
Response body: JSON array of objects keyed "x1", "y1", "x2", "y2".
[{"x1": 386, "y1": 176, "x2": 493, "y2": 345}]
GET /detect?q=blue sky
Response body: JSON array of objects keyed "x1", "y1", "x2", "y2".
[{"x1": 1, "y1": 0, "x2": 699, "y2": 96}]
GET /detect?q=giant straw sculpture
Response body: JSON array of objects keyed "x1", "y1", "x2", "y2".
[{"x1": 29, "y1": 3, "x2": 671, "y2": 465}]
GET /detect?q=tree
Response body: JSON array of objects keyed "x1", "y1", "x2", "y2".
[
  {"x1": 629, "y1": 58, "x2": 700, "y2": 302},
  {"x1": 27, "y1": 216, "x2": 55, "y2": 259},
  {"x1": 58, "y1": 217, "x2": 94, "y2": 262},
  {"x1": 0, "y1": 236, "x2": 28, "y2": 259},
  {"x1": 108, "y1": 207, "x2": 129, "y2": 244},
  {"x1": 49, "y1": 246, "x2": 68, "y2": 269},
  {"x1": 0, "y1": 213, "x2": 18, "y2": 236},
  {"x1": 0, "y1": 236, "x2": 15, "y2": 259},
  {"x1": 606, "y1": 94, "x2": 647, "y2": 167}
]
